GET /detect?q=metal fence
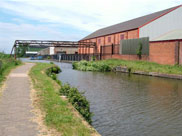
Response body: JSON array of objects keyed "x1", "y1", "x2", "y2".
[
  {"x1": 38, "y1": 54, "x2": 101, "y2": 61},
  {"x1": 36, "y1": 38, "x2": 149, "y2": 61},
  {"x1": 101, "y1": 44, "x2": 120, "y2": 59},
  {"x1": 120, "y1": 37, "x2": 149, "y2": 55},
  {"x1": 101, "y1": 44, "x2": 120, "y2": 55},
  {"x1": 59, "y1": 54, "x2": 100, "y2": 61}
]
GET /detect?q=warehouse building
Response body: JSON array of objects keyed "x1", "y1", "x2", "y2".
[{"x1": 79, "y1": 5, "x2": 182, "y2": 65}]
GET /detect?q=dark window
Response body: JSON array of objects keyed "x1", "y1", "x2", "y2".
[
  {"x1": 98, "y1": 39, "x2": 101, "y2": 44},
  {"x1": 120, "y1": 34, "x2": 124, "y2": 40},
  {"x1": 108, "y1": 37, "x2": 111, "y2": 42}
]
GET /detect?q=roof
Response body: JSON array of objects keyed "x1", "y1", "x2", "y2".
[
  {"x1": 151, "y1": 29, "x2": 182, "y2": 41},
  {"x1": 81, "y1": 5, "x2": 181, "y2": 40}
]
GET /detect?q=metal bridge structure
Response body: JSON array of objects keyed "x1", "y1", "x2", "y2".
[{"x1": 11, "y1": 40, "x2": 96, "y2": 59}]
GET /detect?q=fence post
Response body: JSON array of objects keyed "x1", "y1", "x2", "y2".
[{"x1": 100, "y1": 45, "x2": 102, "y2": 60}]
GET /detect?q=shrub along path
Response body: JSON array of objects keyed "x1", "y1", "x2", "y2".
[{"x1": 0, "y1": 63, "x2": 38, "y2": 136}]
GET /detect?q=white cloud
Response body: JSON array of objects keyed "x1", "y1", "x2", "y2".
[
  {"x1": 0, "y1": 0, "x2": 180, "y2": 31},
  {"x1": 0, "y1": 22, "x2": 82, "y2": 53},
  {"x1": 0, "y1": 0, "x2": 180, "y2": 53}
]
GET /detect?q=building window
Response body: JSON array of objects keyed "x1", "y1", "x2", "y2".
[
  {"x1": 120, "y1": 34, "x2": 124, "y2": 40},
  {"x1": 98, "y1": 39, "x2": 101, "y2": 44},
  {"x1": 108, "y1": 37, "x2": 111, "y2": 42}
]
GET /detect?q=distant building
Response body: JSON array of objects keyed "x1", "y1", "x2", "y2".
[
  {"x1": 25, "y1": 46, "x2": 47, "y2": 57},
  {"x1": 38, "y1": 46, "x2": 78, "y2": 56}
]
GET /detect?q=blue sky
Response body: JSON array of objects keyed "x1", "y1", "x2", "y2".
[{"x1": 0, "y1": 0, "x2": 180, "y2": 53}]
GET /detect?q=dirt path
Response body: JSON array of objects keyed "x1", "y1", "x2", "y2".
[{"x1": 0, "y1": 63, "x2": 38, "y2": 136}]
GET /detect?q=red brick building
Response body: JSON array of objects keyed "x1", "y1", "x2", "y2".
[{"x1": 79, "y1": 5, "x2": 182, "y2": 65}]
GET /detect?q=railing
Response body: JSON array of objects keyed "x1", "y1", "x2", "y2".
[{"x1": 59, "y1": 54, "x2": 101, "y2": 61}]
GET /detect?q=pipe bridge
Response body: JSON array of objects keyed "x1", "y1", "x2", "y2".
[{"x1": 11, "y1": 40, "x2": 96, "y2": 59}]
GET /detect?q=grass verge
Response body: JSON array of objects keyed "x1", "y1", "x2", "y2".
[
  {"x1": 30, "y1": 63, "x2": 99, "y2": 136},
  {"x1": 0, "y1": 53, "x2": 21, "y2": 87},
  {"x1": 73, "y1": 59, "x2": 182, "y2": 75}
]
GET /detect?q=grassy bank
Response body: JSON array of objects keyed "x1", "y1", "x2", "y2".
[
  {"x1": 30, "y1": 63, "x2": 99, "y2": 136},
  {"x1": 0, "y1": 53, "x2": 21, "y2": 85},
  {"x1": 73, "y1": 59, "x2": 182, "y2": 75}
]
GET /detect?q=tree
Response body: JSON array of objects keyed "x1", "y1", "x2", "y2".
[
  {"x1": 16, "y1": 44, "x2": 28, "y2": 57},
  {"x1": 137, "y1": 42, "x2": 143, "y2": 59}
]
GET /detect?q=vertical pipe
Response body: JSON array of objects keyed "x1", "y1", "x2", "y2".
[
  {"x1": 112, "y1": 44, "x2": 114, "y2": 55},
  {"x1": 100, "y1": 45, "x2": 102, "y2": 60},
  {"x1": 177, "y1": 41, "x2": 180, "y2": 65},
  {"x1": 175, "y1": 41, "x2": 180, "y2": 65}
]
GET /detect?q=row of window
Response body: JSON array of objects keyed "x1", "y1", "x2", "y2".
[{"x1": 97, "y1": 34, "x2": 125, "y2": 44}]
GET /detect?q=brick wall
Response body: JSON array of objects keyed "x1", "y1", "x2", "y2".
[
  {"x1": 149, "y1": 41, "x2": 178, "y2": 65},
  {"x1": 128, "y1": 29, "x2": 138, "y2": 39},
  {"x1": 79, "y1": 29, "x2": 139, "y2": 54},
  {"x1": 102, "y1": 54, "x2": 149, "y2": 61}
]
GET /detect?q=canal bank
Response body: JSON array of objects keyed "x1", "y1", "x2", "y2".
[
  {"x1": 73, "y1": 59, "x2": 182, "y2": 80},
  {"x1": 22, "y1": 59, "x2": 182, "y2": 136},
  {"x1": 29, "y1": 62, "x2": 100, "y2": 136}
]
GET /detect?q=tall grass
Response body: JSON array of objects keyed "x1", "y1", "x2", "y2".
[
  {"x1": 0, "y1": 53, "x2": 21, "y2": 84},
  {"x1": 73, "y1": 60, "x2": 111, "y2": 72},
  {"x1": 73, "y1": 59, "x2": 182, "y2": 75}
]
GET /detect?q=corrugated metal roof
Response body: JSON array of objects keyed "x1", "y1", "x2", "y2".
[
  {"x1": 151, "y1": 30, "x2": 182, "y2": 41},
  {"x1": 81, "y1": 5, "x2": 181, "y2": 40}
]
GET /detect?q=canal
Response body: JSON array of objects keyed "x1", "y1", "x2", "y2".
[{"x1": 22, "y1": 59, "x2": 182, "y2": 136}]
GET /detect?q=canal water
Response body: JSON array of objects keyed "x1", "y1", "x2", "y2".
[{"x1": 22, "y1": 59, "x2": 182, "y2": 136}]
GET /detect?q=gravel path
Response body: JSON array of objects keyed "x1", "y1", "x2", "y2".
[{"x1": 0, "y1": 63, "x2": 38, "y2": 136}]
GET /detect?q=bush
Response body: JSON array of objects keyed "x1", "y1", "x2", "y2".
[
  {"x1": 47, "y1": 56, "x2": 51, "y2": 59},
  {"x1": 73, "y1": 60, "x2": 111, "y2": 72},
  {"x1": 98, "y1": 63, "x2": 111, "y2": 72},
  {"x1": 72, "y1": 62, "x2": 78, "y2": 69},
  {"x1": 59, "y1": 83, "x2": 71, "y2": 96},
  {"x1": 50, "y1": 62, "x2": 54, "y2": 64},
  {"x1": 60, "y1": 84, "x2": 92, "y2": 124},
  {"x1": 46, "y1": 66, "x2": 62, "y2": 82},
  {"x1": 46, "y1": 66, "x2": 61, "y2": 76},
  {"x1": 51, "y1": 73, "x2": 57, "y2": 80},
  {"x1": 137, "y1": 42, "x2": 143, "y2": 59},
  {"x1": 46, "y1": 65, "x2": 92, "y2": 124},
  {"x1": 91, "y1": 56, "x2": 96, "y2": 61}
]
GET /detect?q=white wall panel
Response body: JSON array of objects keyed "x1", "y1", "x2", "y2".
[{"x1": 140, "y1": 7, "x2": 182, "y2": 40}]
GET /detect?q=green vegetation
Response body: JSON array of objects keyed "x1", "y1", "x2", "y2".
[
  {"x1": 137, "y1": 42, "x2": 143, "y2": 59},
  {"x1": 46, "y1": 65, "x2": 62, "y2": 85},
  {"x1": 16, "y1": 44, "x2": 28, "y2": 57},
  {"x1": 73, "y1": 59, "x2": 182, "y2": 75},
  {"x1": 46, "y1": 65, "x2": 92, "y2": 124},
  {"x1": 47, "y1": 56, "x2": 51, "y2": 59},
  {"x1": 27, "y1": 47, "x2": 44, "y2": 52},
  {"x1": 73, "y1": 60, "x2": 111, "y2": 72},
  {"x1": 0, "y1": 53, "x2": 21, "y2": 85},
  {"x1": 60, "y1": 84, "x2": 92, "y2": 124},
  {"x1": 30, "y1": 63, "x2": 98, "y2": 136}
]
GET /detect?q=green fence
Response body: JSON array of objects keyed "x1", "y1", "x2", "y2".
[{"x1": 120, "y1": 37, "x2": 149, "y2": 55}]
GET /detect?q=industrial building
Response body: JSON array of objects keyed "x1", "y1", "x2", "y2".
[
  {"x1": 38, "y1": 46, "x2": 78, "y2": 56},
  {"x1": 79, "y1": 5, "x2": 182, "y2": 65}
]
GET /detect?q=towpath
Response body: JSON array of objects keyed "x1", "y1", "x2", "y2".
[{"x1": 0, "y1": 63, "x2": 38, "y2": 136}]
